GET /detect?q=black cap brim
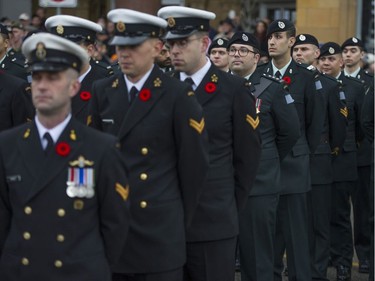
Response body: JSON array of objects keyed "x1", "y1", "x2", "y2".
[
  {"x1": 30, "y1": 62, "x2": 71, "y2": 73},
  {"x1": 109, "y1": 36, "x2": 149, "y2": 46}
]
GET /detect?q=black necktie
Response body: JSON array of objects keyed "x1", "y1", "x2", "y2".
[
  {"x1": 275, "y1": 71, "x2": 282, "y2": 80},
  {"x1": 129, "y1": 86, "x2": 138, "y2": 104},
  {"x1": 184, "y1": 77, "x2": 194, "y2": 88},
  {"x1": 43, "y1": 132, "x2": 54, "y2": 155}
]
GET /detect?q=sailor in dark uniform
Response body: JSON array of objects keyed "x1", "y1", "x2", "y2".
[
  {"x1": 0, "y1": 32, "x2": 130, "y2": 281},
  {"x1": 228, "y1": 31, "x2": 300, "y2": 281},
  {"x1": 292, "y1": 34, "x2": 348, "y2": 281},
  {"x1": 158, "y1": 7, "x2": 261, "y2": 281},
  {"x1": 45, "y1": 15, "x2": 113, "y2": 124},
  {"x1": 88, "y1": 9, "x2": 209, "y2": 281},
  {"x1": 0, "y1": 24, "x2": 28, "y2": 81},
  {"x1": 260, "y1": 20, "x2": 325, "y2": 281},
  {"x1": 341, "y1": 36, "x2": 374, "y2": 274},
  {"x1": 318, "y1": 42, "x2": 366, "y2": 281}
]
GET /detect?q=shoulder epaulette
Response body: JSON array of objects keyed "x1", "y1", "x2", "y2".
[
  {"x1": 345, "y1": 75, "x2": 365, "y2": 85},
  {"x1": 296, "y1": 62, "x2": 318, "y2": 74},
  {"x1": 256, "y1": 62, "x2": 268, "y2": 69},
  {"x1": 319, "y1": 72, "x2": 341, "y2": 84},
  {"x1": 363, "y1": 70, "x2": 374, "y2": 78},
  {"x1": 10, "y1": 57, "x2": 27, "y2": 69},
  {"x1": 261, "y1": 73, "x2": 282, "y2": 83}
]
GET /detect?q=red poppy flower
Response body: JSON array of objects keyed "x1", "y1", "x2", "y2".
[
  {"x1": 283, "y1": 76, "x2": 291, "y2": 85},
  {"x1": 80, "y1": 91, "x2": 91, "y2": 101},
  {"x1": 205, "y1": 82, "x2": 216, "y2": 94},
  {"x1": 139, "y1": 89, "x2": 151, "y2": 101},
  {"x1": 55, "y1": 142, "x2": 71, "y2": 157}
]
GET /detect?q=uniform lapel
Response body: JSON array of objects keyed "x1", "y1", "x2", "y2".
[
  {"x1": 194, "y1": 65, "x2": 220, "y2": 106},
  {"x1": 118, "y1": 66, "x2": 164, "y2": 140},
  {"x1": 284, "y1": 60, "x2": 298, "y2": 87},
  {"x1": 24, "y1": 118, "x2": 84, "y2": 203}
]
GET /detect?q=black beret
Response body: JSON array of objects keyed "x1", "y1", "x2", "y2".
[
  {"x1": 266, "y1": 19, "x2": 294, "y2": 37},
  {"x1": 227, "y1": 32, "x2": 260, "y2": 51},
  {"x1": 208, "y1": 38, "x2": 229, "y2": 53},
  {"x1": 341, "y1": 37, "x2": 364, "y2": 49},
  {"x1": 294, "y1": 34, "x2": 319, "y2": 48},
  {"x1": 319, "y1": 42, "x2": 341, "y2": 58}
]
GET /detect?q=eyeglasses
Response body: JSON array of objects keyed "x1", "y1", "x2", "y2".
[
  {"x1": 167, "y1": 37, "x2": 201, "y2": 49},
  {"x1": 228, "y1": 47, "x2": 256, "y2": 57}
]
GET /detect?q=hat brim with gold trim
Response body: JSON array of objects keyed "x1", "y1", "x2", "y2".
[
  {"x1": 158, "y1": 6, "x2": 216, "y2": 40},
  {"x1": 22, "y1": 32, "x2": 89, "y2": 72}
]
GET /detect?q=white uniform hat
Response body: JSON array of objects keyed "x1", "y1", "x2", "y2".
[
  {"x1": 22, "y1": 32, "x2": 89, "y2": 72},
  {"x1": 45, "y1": 15, "x2": 102, "y2": 43},
  {"x1": 157, "y1": 6, "x2": 216, "y2": 40},
  {"x1": 107, "y1": 9, "x2": 167, "y2": 46}
]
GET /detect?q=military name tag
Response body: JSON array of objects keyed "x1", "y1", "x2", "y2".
[{"x1": 66, "y1": 156, "x2": 95, "y2": 199}]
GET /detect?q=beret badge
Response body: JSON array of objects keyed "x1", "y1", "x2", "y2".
[
  {"x1": 299, "y1": 34, "x2": 306, "y2": 41},
  {"x1": 278, "y1": 21, "x2": 285, "y2": 29},
  {"x1": 242, "y1": 33, "x2": 249, "y2": 41},
  {"x1": 217, "y1": 38, "x2": 224, "y2": 45},
  {"x1": 352, "y1": 37, "x2": 358, "y2": 43},
  {"x1": 329, "y1": 47, "x2": 335, "y2": 54}
]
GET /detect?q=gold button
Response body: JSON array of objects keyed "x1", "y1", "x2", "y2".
[
  {"x1": 23, "y1": 232, "x2": 31, "y2": 240},
  {"x1": 140, "y1": 201, "x2": 147, "y2": 208},
  {"x1": 141, "y1": 147, "x2": 148, "y2": 155},
  {"x1": 21, "y1": 257, "x2": 29, "y2": 266},
  {"x1": 24, "y1": 206, "x2": 32, "y2": 215},
  {"x1": 57, "y1": 209, "x2": 65, "y2": 217},
  {"x1": 140, "y1": 173, "x2": 148, "y2": 180},
  {"x1": 54, "y1": 260, "x2": 63, "y2": 268},
  {"x1": 57, "y1": 234, "x2": 65, "y2": 242}
]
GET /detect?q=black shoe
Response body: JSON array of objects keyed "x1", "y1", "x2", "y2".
[
  {"x1": 337, "y1": 265, "x2": 351, "y2": 281},
  {"x1": 359, "y1": 260, "x2": 370, "y2": 274}
]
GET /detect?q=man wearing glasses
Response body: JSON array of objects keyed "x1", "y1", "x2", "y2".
[
  {"x1": 228, "y1": 31, "x2": 300, "y2": 281},
  {"x1": 158, "y1": 6, "x2": 261, "y2": 281}
]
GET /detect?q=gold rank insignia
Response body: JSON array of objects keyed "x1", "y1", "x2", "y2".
[
  {"x1": 211, "y1": 74, "x2": 218, "y2": 83},
  {"x1": 331, "y1": 147, "x2": 340, "y2": 156},
  {"x1": 246, "y1": 114, "x2": 260, "y2": 130},
  {"x1": 86, "y1": 115, "x2": 92, "y2": 126},
  {"x1": 154, "y1": 77, "x2": 162, "y2": 87},
  {"x1": 115, "y1": 183, "x2": 129, "y2": 201},
  {"x1": 23, "y1": 128, "x2": 30, "y2": 139},
  {"x1": 189, "y1": 118, "x2": 205, "y2": 134},
  {"x1": 340, "y1": 107, "x2": 348, "y2": 118},
  {"x1": 70, "y1": 130, "x2": 77, "y2": 141},
  {"x1": 112, "y1": 79, "x2": 119, "y2": 88},
  {"x1": 187, "y1": 91, "x2": 195, "y2": 96}
]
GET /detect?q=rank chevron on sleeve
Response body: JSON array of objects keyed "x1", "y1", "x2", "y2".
[
  {"x1": 340, "y1": 107, "x2": 348, "y2": 118},
  {"x1": 115, "y1": 183, "x2": 129, "y2": 201},
  {"x1": 246, "y1": 114, "x2": 260, "y2": 130},
  {"x1": 189, "y1": 118, "x2": 205, "y2": 134}
]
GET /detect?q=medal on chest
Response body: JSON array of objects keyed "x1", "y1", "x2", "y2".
[{"x1": 66, "y1": 156, "x2": 95, "y2": 198}]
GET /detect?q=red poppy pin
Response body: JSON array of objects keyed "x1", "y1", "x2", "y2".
[
  {"x1": 283, "y1": 76, "x2": 291, "y2": 85},
  {"x1": 205, "y1": 82, "x2": 216, "y2": 94},
  {"x1": 56, "y1": 142, "x2": 71, "y2": 157},
  {"x1": 80, "y1": 91, "x2": 91, "y2": 101},
  {"x1": 139, "y1": 88, "x2": 151, "y2": 101}
]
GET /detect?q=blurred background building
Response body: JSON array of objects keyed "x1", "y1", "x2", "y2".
[{"x1": 0, "y1": 0, "x2": 373, "y2": 51}]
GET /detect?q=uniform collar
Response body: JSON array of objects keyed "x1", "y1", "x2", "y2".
[
  {"x1": 180, "y1": 58, "x2": 211, "y2": 90},
  {"x1": 124, "y1": 65, "x2": 153, "y2": 92},
  {"x1": 35, "y1": 113, "x2": 72, "y2": 146},
  {"x1": 344, "y1": 66, "x2": 361, "y2": 78},
  {"x1": 271, "y1": 58, "x2": 292, "y2": 76}
]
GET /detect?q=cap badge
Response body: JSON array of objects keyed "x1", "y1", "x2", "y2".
[
  {"x1": 278, "y1": 21, "x2": 285, "y2": 29},
  {"x1": 352, "y1": 37, "x2": 358, "y2": 43},
  {"x1": 242, "y1": 34, "x2": 249, "y2": 41},
  {"x1": 299, "y1": 34, "x2": 306, "y2": 41},
  {"x1": 167, "y1": 17, "x2": 176, "y2": 28},
  {"x1": 116, "y1": 21, "x2": 126, "y2": 32},
  {"x1": 329, "y1": 47, "x2": 335, "y2": 54},
  {"x1": 217, "y1": 38, "x2": 224, "y2": 45},
  {"x1": 56, "y1": 25, "x2": 64, "y2": 35},
  {"x1": 35, "y1": 42, "x2": 46, "y2": 59}
]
